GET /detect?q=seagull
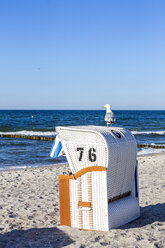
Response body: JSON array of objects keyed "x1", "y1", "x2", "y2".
[{"x1": 102, "y1": 104, "x2": 116, "y2": 127}]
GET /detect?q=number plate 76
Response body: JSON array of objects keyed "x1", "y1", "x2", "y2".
[{"x1": 76, "y1": 147, "x2": 97, "y2": 162}]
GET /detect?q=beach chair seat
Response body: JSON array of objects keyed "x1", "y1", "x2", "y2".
[{"x1": 57, "y1": 126, "x2": 140, "y2": 231}]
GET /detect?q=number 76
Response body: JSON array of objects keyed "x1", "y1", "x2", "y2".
[{"x1": 76, "y1": 147, "x2": 96, "y2": 162}]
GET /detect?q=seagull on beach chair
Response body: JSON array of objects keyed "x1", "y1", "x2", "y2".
[{"x1": 102, "y1": 104, "x2": 116, "y2": 127}]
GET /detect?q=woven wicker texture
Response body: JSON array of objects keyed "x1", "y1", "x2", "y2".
[
  {"x1": 91, "y1": 171, "x2": 109, "y2": 231},
  {"x1": 70, "y1": 179, "x2": 79, "y2": 228}
]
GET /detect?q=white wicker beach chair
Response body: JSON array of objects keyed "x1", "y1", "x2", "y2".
[{"x1": 57, "y1": 126, "x2": 140, "y2": 231}]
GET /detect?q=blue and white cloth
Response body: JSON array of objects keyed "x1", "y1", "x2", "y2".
[{"x1": 50, "y1": 135, "x2": 63, "y2": 158}]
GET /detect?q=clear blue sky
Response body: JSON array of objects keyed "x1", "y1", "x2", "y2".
[{"x1": 0, "y1": 0, "x2": 165, "y2": 110}]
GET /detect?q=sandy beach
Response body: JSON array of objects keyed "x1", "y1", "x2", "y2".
[{"x1": 0, "y1": 153, "x2": 165, "y2": 248}]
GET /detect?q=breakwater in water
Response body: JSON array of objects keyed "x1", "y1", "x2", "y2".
[
  {"x1": 1, "y1": 134, "x2": 165, "y2": 149},
  {"x1": 0, "y1": 134, "x2": 54, "y2": 141}
]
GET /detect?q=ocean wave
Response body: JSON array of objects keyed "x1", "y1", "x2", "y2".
[
  {"x1": 0, "y1": 130, "x2": 56, "y2": 136},
  {"x1": 138, "y1": 147, "x2": 165, "y2": 156},
  {"x1": 1, "y1": 129, "x2": 165, "y2": 137},
  {"x1": 132, "y1": 130, "x2": 165, "y2": 135},
  {"x1": 0, "y1": 162, "x2": 68, "y2": 171}
]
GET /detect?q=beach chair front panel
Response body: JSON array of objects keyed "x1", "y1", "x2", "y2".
[{"x1": 70, "y1": 171, "x2": 109, "y2": 231}]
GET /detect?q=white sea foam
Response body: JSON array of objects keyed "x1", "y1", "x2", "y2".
[
  {"x1": 132, "y1": 130, "x2": 165, "y2": 135},
  {"x1": 0, "y1": 162, "x2": 68, "y2": 171},
  {"x1": 1, "y1": 130, "x2": 164, "y2": 136},
  {"x1": 0, "y1": 130, "x2": 56, "y2": 136},
  {"x1": 138, "y1": 147, "x2": 165, "y2": 156},
  {"x1": 0, "y1": 165, "x2": 28, "y2": 171}
]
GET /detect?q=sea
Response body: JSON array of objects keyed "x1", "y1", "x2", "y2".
[{"x1": 0, "y1": 110, "x2": 165, "y2": 170}]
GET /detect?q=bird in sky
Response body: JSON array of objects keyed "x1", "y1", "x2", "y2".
[{"x1": 102, "y1": 104, "x2": 116, "y2": 127}]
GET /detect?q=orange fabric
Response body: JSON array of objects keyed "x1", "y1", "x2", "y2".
[
  {"x1": 59, "y1": 174, "x2": 73, "y2": 180},
  {"x1": 59, "y1": 175, "x2": 71, "y2": 226},
  {"x1": 78, "y1": 201, "x2": 91, "y2": 208},
  {"x1": 73, "y1": 166, "x2": 106, "y2": 179}
]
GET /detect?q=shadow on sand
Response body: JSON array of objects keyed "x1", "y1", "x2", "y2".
[
  {"x1": 0, "y1": 226, "x2": 74, "y2": 248},
  {"x1": 121, "y1": 202, "x2": 165, "y2": 229},
  {"x1": 0, "y1": 203, "x2": 164, "y2": 247}
]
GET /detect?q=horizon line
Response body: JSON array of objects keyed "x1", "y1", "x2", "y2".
[{"x1": 0, "y1": 109, "x2": 165, "y2": 111}]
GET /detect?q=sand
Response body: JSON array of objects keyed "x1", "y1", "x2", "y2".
[{"x1": 0, "y1": 153, "x2": 165, "y2": 248}]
